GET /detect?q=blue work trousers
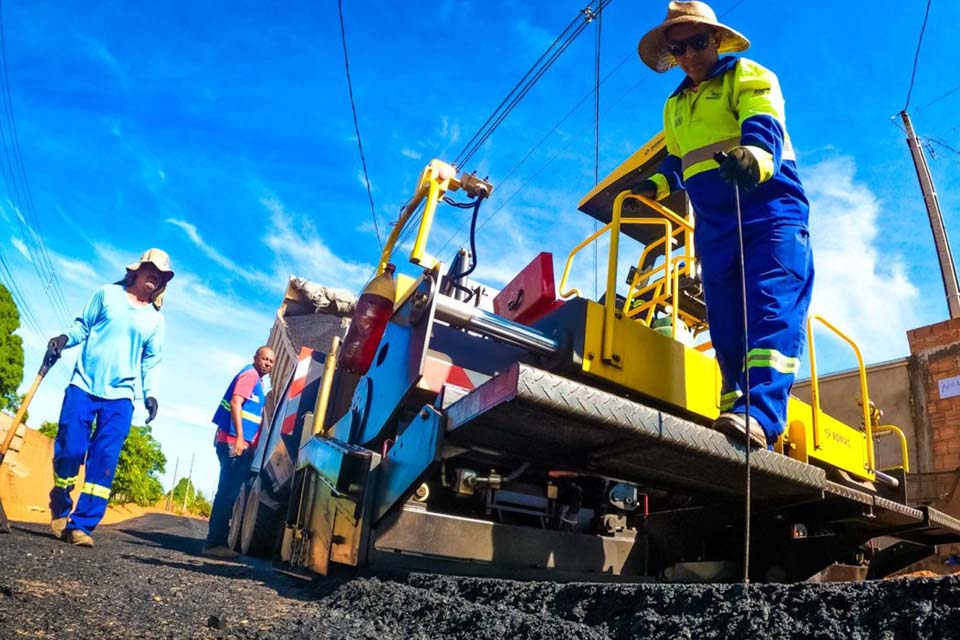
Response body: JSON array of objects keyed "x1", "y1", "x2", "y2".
[
  {"x1": 49, "y1": 385, "x2": 134, "y2": 534},
  {"x1": 700, "y1": 221, "x2": 814, "y2": 443},
  {"x1": 205, "y1": 443, "x2": 253, "y2": 545}
]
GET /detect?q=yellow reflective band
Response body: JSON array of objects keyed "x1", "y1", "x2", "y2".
[
  {"x1": 683, "y1": 158, "x2": 719, "y2": 182},
  {"x1": 649, "y1": 173, "x2": 670, "y2": 201},
  {"x1": 222, "y1": 400, "x2": 261, "y2": 424},
  {"x1": 720, "y1": 390, "x2": 742, "y2": 411},
  {"x1": 746, "y1": 348, "x2": 800, "y2": 374},
  {"x1": 53, "y1": 474, "x2": 78, "y2": 488},
  {"x1": 81, "y1": 482, "x2": 112, "y2": 500}
]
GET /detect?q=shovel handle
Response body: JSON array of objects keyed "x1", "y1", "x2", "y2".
[{"x1": 0, "y1": 370, "x2": 46, "y2": 457}]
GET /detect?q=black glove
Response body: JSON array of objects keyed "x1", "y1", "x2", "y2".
[
  {"x1": 633, "y1": 179, "x2": 658, "y2": 200},
  {"x1": 145, "y1": 397, "x2": 158, "y2": 424},
  {"x1": 717, "y1": 147, "x2": 760, "y2": 190},
  {"x1": 44, "y1": 335, "x2": 68, "y2": 366}
]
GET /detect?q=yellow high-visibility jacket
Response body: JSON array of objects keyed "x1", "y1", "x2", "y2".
[{"x1": 649, "y1": 56, "x2": 808, "y2": 246}]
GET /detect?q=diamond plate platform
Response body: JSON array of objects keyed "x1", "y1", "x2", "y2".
[{"x1": 446, "y1": 363, "x2": 825, "y2": 501}]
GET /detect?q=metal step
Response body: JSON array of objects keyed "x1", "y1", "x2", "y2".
[{"x1": 445, "y1": 363, "x2": 825, "y2": 502}]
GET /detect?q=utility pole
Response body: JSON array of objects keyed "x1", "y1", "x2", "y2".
[
  {"x1": 901, "y1": 110, "x2": 960, "y2": 319},
  {"x1": 166, "y1": 457, "x2": 179, "y2": 512},
  {"x1": 181, "y1": 453, "x2": 195, "y2": 514}
]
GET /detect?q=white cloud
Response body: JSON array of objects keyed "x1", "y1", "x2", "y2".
[
  {"x1": 438, "y1": 117, "x2": 460, "y2": 147},
  {"x1": 260, "y1": 195, "x2": 375, "y2": 292},
  {"x1": 10, "y1": 236, "x2": 31, "y2": 262},
  {"x1": 356, "y1": 170, "x2": 372, "y2": 192},
  {"x1": 805, "y1": 156, "x2": 919, "y2": 363},
  {"x1": 166, "y1": 218, "x2": 274, "y2": 288},
  {"x1": 160, "y1": 270, "x2": 274, "y2": 332},
  {"x1": 54, "y1": 255, "x2": 101, "y2": 288},
  {"x1": 74, "y1": 33, "x2": 125, "y2": 82},
  {"x1": 400, "y1": 147, "x2": 422, "y2": 160}
]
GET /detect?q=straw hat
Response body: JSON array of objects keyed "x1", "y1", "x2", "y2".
[
  {"x1": 638, "y1": 1, "x2": 750, "y2": 73},
  {"x1": 126, "y1": 248, "x2": 175, "y2": 282},
  {"x1": 125, "y1": 248, "x2": 174, "y2": 310}
]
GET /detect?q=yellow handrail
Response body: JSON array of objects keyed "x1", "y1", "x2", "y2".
[
  {"x1": 558, "y1": 190, "x2": 696, "y2": 365},
  {"x1": 558, "y1": 210, "x2": 673, "y2": 303},
  {"x1": 558, "y1": 224, "x2": 611, "y2": 299},
  {"x1": 602, "y1": 192, "x2": 630, "y2": 364},
  {"x1": 806, "y1": 313, "x2": 875, "y2": 471},
  {"x1": 874, "y1": 425, "x2": 910, "y2": 473},
  {"x1": 376, "y1": 160, "x2": 458, "y2": 275}
]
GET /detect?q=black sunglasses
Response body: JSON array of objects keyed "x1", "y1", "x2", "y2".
[{"x1": 668, "y1": 33, "x2": 712, "y2": 57}]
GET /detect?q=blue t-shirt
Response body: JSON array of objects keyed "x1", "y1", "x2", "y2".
[{"x1": 64, "y1": 284, "x2": 164, "y2": 401}]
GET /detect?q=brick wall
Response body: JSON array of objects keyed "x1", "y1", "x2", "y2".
[{"x1": 907, "y1": 317, "x2": 960, "y2": 473}]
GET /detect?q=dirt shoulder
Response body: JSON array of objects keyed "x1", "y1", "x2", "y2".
[{"x1": 0, "y1": 514, "x2": 958, "y2": 639}]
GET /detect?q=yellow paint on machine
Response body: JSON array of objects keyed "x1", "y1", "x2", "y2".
[
  {"x1": 581, "y1": 300, "x2": 720, "y2": 419},
  {"x1": 780, "y1": 400, "x2": 876, "y2": 482},
  {"x1": 580, "y1": 299, "x2": 876, "y2": 482}
]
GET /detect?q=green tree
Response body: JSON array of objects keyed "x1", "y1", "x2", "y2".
[
  {"x1": 167, "y1": 477, "x2": 212, "y2": 517},
  {"x1": 0, "y1": 283, "x2": 24, "y2": 412},
  {"x1": 109, "y1": 424, "x2": 166, "y2": 506},
  {"x1": 37, "y1": 420, "x2": 167, "y2": 507},
  {"x1": 38, "y1": 421, "x2": 58, "y2": 438}
]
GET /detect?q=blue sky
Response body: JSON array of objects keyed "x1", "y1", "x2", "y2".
[{"x1": 2, "y1": 0, "x2": 959, "y2": 494}]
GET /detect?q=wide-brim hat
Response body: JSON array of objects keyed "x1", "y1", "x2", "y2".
[
  {"x1": 126, "y1": 248, "x2": 175, "y2": 283},
  {"x1": 638, "y1": 1, "x2": 750, "y2": 73}
]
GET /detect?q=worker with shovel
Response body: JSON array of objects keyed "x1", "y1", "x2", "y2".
[
  {"x1": 43, "y1": 249, "x2": 172, "y2": 546},
  {"x1": 634, "y1": 2, "x2": 814, "y2": 448}
]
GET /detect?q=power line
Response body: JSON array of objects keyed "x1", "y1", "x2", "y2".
[
  {"x1": 435, "y1": 44, "x2": 632, "y2": 262},
  {"x1": 452, "y1": 13, "x2": 583, "y2": 170},
  {"x1": 592, "y1": 1, "x2": 602, "y2": 300},
  {"x1": 917, "y1": 82, "x2": 960, "y2": 114},
  {"x1": 454, "y1": 1, "x2": 613, "y2": 171},
  {"x1": 925, "y1": 136, "x2": 960, "y2": 159},
  {"x1": 0, "y1": 249, "x2": 43, "y2": 336},
  {"x1": 0, "y1": 0, "x2": 71, "y2": 327},
  {"x1": 903, "y1": 0, "x2": 933, "y2": 111},
  {"x1": 0, "y1": 7, "x2": 70, "y2": 324},
  {"x1": 337, "y1": 0, "x2": 382, "y2": 252},
  {"x1": 438, "y1": 0, "x2": 750, "y2": 261},
  {"x1": 721, "y1": 0, "x2": 749, "y2": 15},
  {"x1": 472, "y1": 74, "x2": 650, "y2": 239}
]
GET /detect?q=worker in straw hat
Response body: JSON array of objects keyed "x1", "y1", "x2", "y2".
[
  {"x1": 42, "y1": 248, "x2": 173, "y2": 546},
  {"x1": 634, "y1": 2, "x2": 814, "y2": 448}
]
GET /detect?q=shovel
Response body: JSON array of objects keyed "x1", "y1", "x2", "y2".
[{"x1": 0, "y1": 354, "x2": 56, "y2": 533}]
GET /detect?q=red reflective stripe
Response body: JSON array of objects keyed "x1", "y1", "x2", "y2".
[
  {"x1": 287, "y1": 350, "x2": 313, "y2": 398},
  {"x1": 281, "y1": 411, "x2": 297, "y2": 436},
  {"x1": 446, "y1": 365, "x2": 474, "y2": 390}
]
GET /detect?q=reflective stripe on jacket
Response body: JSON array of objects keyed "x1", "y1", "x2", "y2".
[
  {"x1": 649, "y1": 56, "x2": 809, "y2": 247},
  {"x1": 211, "y1": 364, "x2": 264, "y2": 443}
]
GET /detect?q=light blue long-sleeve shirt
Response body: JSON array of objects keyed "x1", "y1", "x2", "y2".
[{"x1": 64, "y1": 284, "x2": 164, "y2": 401}]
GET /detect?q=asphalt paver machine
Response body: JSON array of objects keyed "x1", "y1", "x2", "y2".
[{"x1": 233, "y1": 144, "x2": 960, "y2": 582}]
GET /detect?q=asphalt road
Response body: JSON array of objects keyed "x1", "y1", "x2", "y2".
[{"x1": 0, "y1": 514, "x2": 957, "y2": 639}]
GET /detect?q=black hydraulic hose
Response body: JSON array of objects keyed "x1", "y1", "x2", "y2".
[
  {"x1": 443, "y1": 196, "x2": 484, "y2": 304},
  {"x1": 503, "y1": 462, "x2": 530, "y2": 483}
]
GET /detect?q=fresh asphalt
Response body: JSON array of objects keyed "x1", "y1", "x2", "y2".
[{"x1": 0, "y1": 513, "x2": 956, "y2": 639}]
